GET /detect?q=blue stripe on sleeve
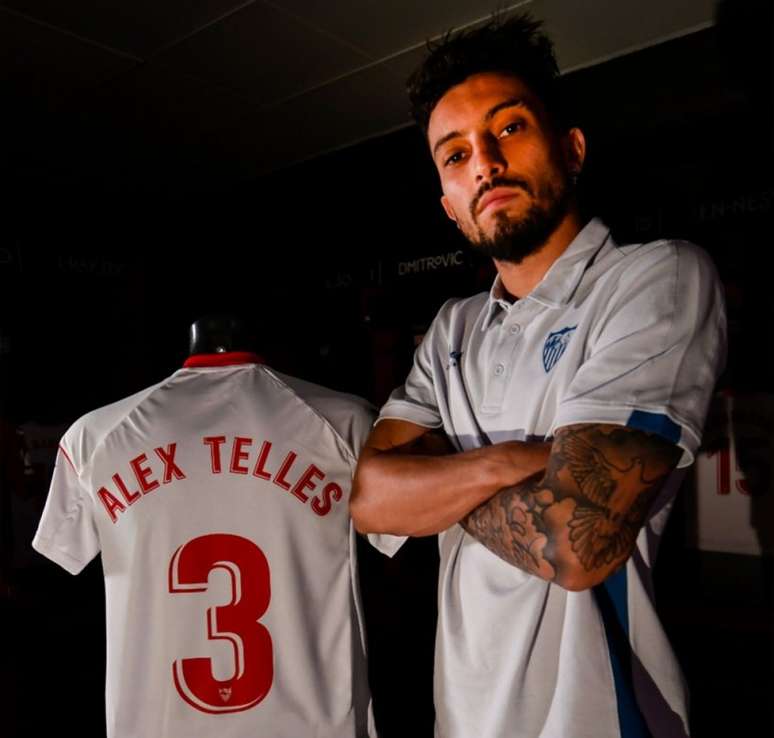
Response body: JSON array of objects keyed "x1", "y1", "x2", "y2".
[{"x1": 626, "y1": 411, "x2": 681, "y2": 444}]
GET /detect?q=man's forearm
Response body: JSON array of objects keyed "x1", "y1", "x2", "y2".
[
  {"x1": 351, "y1": 438, "x2": 550, "y2": 537},
  {"x1": 460, "y1": 472, "x2": 558, "y2": 581},
  {"x1": 460, "y1": 424, "x2": 681, "y2": 591}
]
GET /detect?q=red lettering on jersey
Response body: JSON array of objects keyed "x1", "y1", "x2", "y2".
[
  {"x1": 98, "y1": 486, "x2": 126, "y2": 523},
  {"x1": 203, "y1": 436, "x2": 227, "y2": 473},
  {"x1": 113, "y1": 472, "x2": 141, "y2": 505},
  {"x1": 252, "y1": 441, "x2": 272, "y2": 480},
  {"x1": 272, "y1": 451, "x2": 297, "y2": 491},
  {"x1": 155, "y1": 443, "x2": 186, "y2": 483},
  {"x1": 311, "y1": 482, "x2": 343, "y2": 517},
  {"x1": 230, "y1": 437, "x2": 252, "y2": 474},
  {"x1": 290, "y1": 464, "x2": 324, "y2": 503},
  {"x1": 131, "y1": 453, "x2": 160, "y2": 494}
]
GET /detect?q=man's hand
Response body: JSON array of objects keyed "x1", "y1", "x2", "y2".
[
  {"x1": 351, "y1": 419, "x2": 550, "y2": 537},
  {"x1": 461, "y1": 423, "x2": 682, "y2": 590}
]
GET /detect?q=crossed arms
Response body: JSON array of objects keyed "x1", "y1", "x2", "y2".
[{"x1": 351, "y1": 419, "x2": 681, "y2": 591}]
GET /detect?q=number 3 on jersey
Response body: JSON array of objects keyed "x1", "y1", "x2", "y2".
[{"x1": 169, "y1": 533, "x2": 273, "y2": 714}]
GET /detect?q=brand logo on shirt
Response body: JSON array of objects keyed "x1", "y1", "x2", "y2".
[
  {"x1": 219, "y1": 687, "x2": 232, "y2": 702},
  {"x1": 448, "y1": 350, "x2": 463, "y2": 368},
  {"x1": 542, "y1": 326, "x2": 577, "y2": 373}
]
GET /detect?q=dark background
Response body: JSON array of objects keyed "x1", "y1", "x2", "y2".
[{"x1": 2, "y1": 18, "x2": 774, "y2": 738}]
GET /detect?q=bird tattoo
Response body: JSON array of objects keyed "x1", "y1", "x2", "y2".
[{"x1": 562, "y1": 432, "x2": 656, "y2": 571}]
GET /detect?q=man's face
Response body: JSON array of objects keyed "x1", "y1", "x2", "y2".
[{"x1": 428, "y1": 72, "x2": 582, "y2": 263}]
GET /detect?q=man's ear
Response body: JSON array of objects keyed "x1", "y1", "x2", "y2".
[
  {"x1": 441, "y1": 194, "x2": 458, "y2": 224},
  {"x1": 563, "y1": 127, "x2": 586, "y2": 175}
]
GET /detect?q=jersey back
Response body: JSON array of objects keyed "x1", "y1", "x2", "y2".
[{"x1": 33, "y1": 360, "x2": 376, "y2": 738}]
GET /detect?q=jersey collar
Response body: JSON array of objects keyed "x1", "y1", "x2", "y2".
[
  {"x1": 482, "y1": 217, "x2": 612, "y2": 329},
  {"x1": 183, "y1": 351, "x2": 264, "y2": 368}
]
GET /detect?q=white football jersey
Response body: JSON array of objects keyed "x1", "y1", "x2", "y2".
[{"x1": 33, "y1": 353, "x2": 377, "y2": 738}]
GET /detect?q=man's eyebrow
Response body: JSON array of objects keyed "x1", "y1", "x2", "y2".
[
  {"x1": 484, "y1": 97, "x2": 526, "y2": 121},
  {"x1": 432, "y1": 130, "x2": 462, "y2": 159},
  {"x1": 431, "y1": 98, "x2": 528, "y2": 159}
]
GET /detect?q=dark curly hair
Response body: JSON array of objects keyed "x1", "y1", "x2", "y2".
[{"x1": 407, "y1": 13, "x2": 566, "y2": 134}]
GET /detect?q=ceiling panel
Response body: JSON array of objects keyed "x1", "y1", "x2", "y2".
[
  {"x1": 155, "y1": 0, "x2": 371, "y2": 106},
  {"x1": 0, "y1": 0, "x2": 251, "y2": 56},
  {"x1": 0, "y1": 8, "x2": 136, "y2": 109},
  {"x1": 14, "y1": 64, "x2": 272, "y2": 190},
  {"x1": 4, "y1": 0, "x2": 722, "y2": 191},
  {"x1": 534, "y1": 0, "x2": 715, "y2": 72},
  {"x1": 268, "y1": 0, "x2": 533, "y2": 60},
  {"x1": 256, "y1": 60, "x2": 411, "y2": 172}
]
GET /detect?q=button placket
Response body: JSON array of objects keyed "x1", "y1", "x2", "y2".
[
  {"x1": 481, "y1": 316, "x2": 522, "y2": 413},
  {"x1": 480, "y1": 300, "x2": 547, "y2": 414}
]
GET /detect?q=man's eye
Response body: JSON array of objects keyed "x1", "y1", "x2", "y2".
[
  {"x1": 444, "y1": 151, "x2": 466, "y2": 166},
  {"x1": 500, "y1": 121, "x2": 525, "y2": 137}
]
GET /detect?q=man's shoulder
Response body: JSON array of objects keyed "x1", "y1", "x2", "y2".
[
  {"x1": 431, "y1": 292, "x2": 490, "y2": 327},
  {"x1": 600, "y1": 236, "x2": 720, "y2": 301},
  {"x1": 616, "y1": 236, "x2": 715, "y2": 275}
]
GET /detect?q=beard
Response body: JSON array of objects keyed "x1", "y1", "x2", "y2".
[{"x1": 466, "y1": 174, "x2": 572, "y2": 264}]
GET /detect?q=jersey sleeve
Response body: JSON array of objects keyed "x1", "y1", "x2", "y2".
[
  {"x1": 550, "y1": 242, "x2": 727, "y2": 467},
  {"x1": 332, "y1": 400, "x2": 377, "y2": 460},
  {"x1": 32, "y1": 442, "x2": 100, "y2": 574},
  {"x1": 267, "y1": 369, "x2": 377, "y2": 460},
  {"x1": 377, "y1": 301, "x2": 452, "y2": 428}
]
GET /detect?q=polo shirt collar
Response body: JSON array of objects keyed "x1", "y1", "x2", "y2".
[{"x1": 482, "y1": 217, "x2": 611, "y2": 330}]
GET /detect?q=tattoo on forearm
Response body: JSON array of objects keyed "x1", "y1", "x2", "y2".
[
  {"x1": 462, "y1": 474, "x2": 557, "y2": 580},
  {"x1": 460, "y1": 424, "x2": 681, "y2": 586}
]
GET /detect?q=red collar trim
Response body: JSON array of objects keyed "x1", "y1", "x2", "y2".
[{"x1": 183, "y1": 351, "x2": 264, "y2": 368}]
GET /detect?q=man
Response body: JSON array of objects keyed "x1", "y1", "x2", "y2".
[{"x1": 351, "y1": 14, "x2": 726, "y2": 738}]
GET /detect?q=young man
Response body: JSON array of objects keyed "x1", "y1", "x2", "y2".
[{"x1": 351, "y1": 15, "x2": 726, "y2": 738}]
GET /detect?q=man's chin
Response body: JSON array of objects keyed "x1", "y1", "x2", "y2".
[
  {"x1": 469, "y1": 220, "x2": 552, "y2": 264},
  {"x1": 473, "y1": 239, "x2": 543, "y2": 265},
  {"x1": 467, "y1": 188, "x2": 572, "y2": 264}
]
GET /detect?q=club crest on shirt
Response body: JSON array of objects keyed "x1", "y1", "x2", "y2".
[
  {"x1": 542, "y1": 326, "x2": 577, "y2": 373},
  {"x1": 448, "y1": 350, "x2": 463, "y2": 368}
]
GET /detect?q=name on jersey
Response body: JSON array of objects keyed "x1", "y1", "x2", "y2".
[{"x1": 96, "y1": 436, "x2": 343, "y2": 524}]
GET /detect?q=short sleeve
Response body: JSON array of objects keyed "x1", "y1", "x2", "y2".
[
  {"x1": 267, "y1": 369, "x2": 377, "y2": 461},
  {"x1": 550, "y1": 242, "x2": 727, "y2": 467},
  {"x1": 377, "y1": 301, "x2": 452, "y2": 428},
  {"x1": 32, "y1": 443, "x2": 100, "y2": 574},
  {"x1": 338, "y1": 402, "x2": 377, "y2": 458}
]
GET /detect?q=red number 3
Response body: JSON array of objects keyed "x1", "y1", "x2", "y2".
[{"x1": 168, "y1": 533, "x2": 273, "y2": 714}]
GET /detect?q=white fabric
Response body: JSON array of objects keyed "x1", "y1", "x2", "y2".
[
  {"x1": 372, "y1": 218, "x2": 726, "y2": 738},
  {"x1": 33, "y1": 361, "x2": 377, "y2": 738}
]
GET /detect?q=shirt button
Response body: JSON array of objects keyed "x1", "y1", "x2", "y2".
[
  {"x1": 494, "y1": 363, "x2": 505, "y2": 376},
  {"x1": 510, "y1": 324, "x2": 521, "y2": 334}
]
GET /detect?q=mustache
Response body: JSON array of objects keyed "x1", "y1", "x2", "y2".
[{"x1": 470, "y1": 177, "x2": 533, "y2": 217}]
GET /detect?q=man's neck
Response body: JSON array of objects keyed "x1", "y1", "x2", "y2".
[{"x1": 494, "y1": 210, "x2": 586, "y2": 300}]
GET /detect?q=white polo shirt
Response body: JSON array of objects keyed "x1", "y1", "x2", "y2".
[
  {"x1": 373, "y1": 218, "x2": 726, "y2": 738},
  {"x1": 33, "y1": 353, "x2": 377, "y2": 738}
]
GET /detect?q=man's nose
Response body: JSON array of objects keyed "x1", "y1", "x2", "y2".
[{"x1": 473, "y1": 134, "x2": 506, "y2": 182}]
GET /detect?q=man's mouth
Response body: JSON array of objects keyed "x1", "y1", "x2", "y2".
[{"x1": 476, "y1": 187, "x2": 523, "y2": 215}]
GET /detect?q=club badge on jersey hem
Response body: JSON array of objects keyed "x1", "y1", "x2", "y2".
[{"x1": 183, "y1": 351, "x2": 264, "y2": 368}]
